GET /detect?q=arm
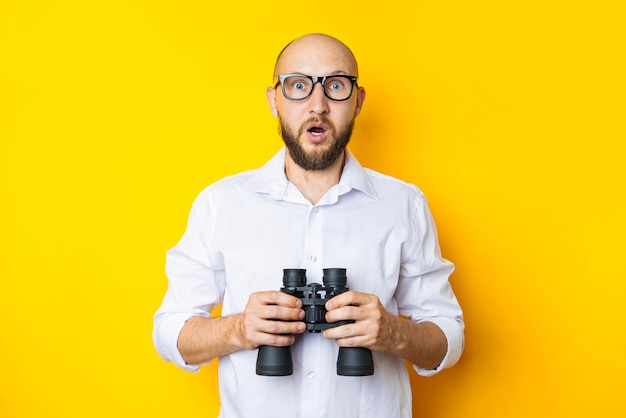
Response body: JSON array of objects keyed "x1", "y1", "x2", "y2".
[
  {"x1": 177, "y1": 291, "x2": 306, "y2": 366},
  {"x1": 154, "y1": 190, "x2": 309, "y2": 369},
  {"x1": 323, "y1": 292, "x2": 447, "y2": 370}
]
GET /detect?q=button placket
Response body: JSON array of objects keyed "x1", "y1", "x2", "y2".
[{"x1": 305, "y1": 206, "x2": 323, "y2": 278}]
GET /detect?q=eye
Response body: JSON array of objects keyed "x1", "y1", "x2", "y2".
[
  {"x1": 326, "y1": 78, "x2": 346, "y2": 91},
  {"x1": 286, "y1": 76, "x2": 311, "y2": 91}
]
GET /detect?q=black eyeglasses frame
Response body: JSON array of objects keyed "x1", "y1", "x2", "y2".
[{"x1": 275, "y1": 73, "x2": 358, "y2": 101}]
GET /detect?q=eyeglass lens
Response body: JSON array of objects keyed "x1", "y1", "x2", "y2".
[{"x1": 281, "y1": 75, "x2": 354, "y2": 101}]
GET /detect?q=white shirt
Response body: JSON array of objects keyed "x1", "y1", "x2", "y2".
[{"x1": 153, "y1": 148, "x2": 464, "y2": 418}]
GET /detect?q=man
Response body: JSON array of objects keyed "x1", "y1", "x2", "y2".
[{"x1": 153, "y1": 33, "x2": 464, "y2": 417}]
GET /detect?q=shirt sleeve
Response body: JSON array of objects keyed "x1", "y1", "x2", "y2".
[
  {"x1": 152, "y1": 189, "x2": 226, "y2": 372},
  {"x1": 395, "y1": 191, "x2": 465, "y2": 376}
]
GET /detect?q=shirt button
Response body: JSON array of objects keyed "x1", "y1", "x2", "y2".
[
  {"x1": 310, "y1": 255, "x2": 317, "y2": 263},
  {"x1": 307, "y1": 371, "x2": 315, "y2": 378}
]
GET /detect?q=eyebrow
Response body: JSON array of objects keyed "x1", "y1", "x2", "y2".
[{"x1": 273, "y1": 71, "x2": 357, "y2": 86}]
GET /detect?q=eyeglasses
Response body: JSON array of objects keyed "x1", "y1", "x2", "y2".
[{"x1": 275, "y1": 74, "x2": 358, "y2": 101}]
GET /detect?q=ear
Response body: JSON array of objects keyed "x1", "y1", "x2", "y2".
[
  {"x1": 266, "y1": 87, "x2": 278, "y2": 118},
  {"x1": 354, "y1": 86, "x2": 366, "y2": 117}
]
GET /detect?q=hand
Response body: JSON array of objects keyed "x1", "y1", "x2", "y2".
[
  {"x1": 238, "y1": 291, "x2": 306, "y2": 350},
  {"x1": 322, "y1": 291, "x2": 396, "y2": 352}
]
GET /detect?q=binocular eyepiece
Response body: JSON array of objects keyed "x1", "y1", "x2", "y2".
[{"x1": 256, "y1": 268, "x2": 374, "y2": 377}]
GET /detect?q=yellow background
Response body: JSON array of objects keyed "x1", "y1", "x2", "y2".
[{"x1": 1, "y1": 1, "x2": 624, "y2": 417}]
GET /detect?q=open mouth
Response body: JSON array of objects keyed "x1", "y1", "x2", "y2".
[
  {"x1": 306, "y1": 120, "x2": 330, "y2": 137},
  {"x1": 303, "y1": 119, "x2": 331, "y2": 143},
  {"x1": 308, "y1": 126, "x2": 326, "y2": 136}
]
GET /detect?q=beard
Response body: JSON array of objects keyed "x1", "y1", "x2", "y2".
[{"x1": 279, "y1": 116, "x2": 354, "y2": 171}]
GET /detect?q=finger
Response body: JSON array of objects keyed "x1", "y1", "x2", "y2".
[
  {"x1": 250, "y1": 320, "x2": 306, "y2": 348},
  {"x1": 322, "y1": 322, "x2": 356, "y2": 340},
  {"x1": 245, "y1": 292, "x2": 305, "y2": 323},
  {"x1": 324, "y1": 291, "x2": 355, "y2": 310},
  {"x1": 243, "y1": 306, "x2": 305, "y2": 334},
  {"x1": 323, "y1": 326, "x2": 379, "y2": 350},
  {"x1": 334, "y1": 335, "x2": 375, "y2": 349},
  {"x1": 324, "y1": 304, "x2": 362, "y2": 323},
  {"x1": 251, "y1": 291, "x2": 303, "y2": 308},
  {"x1": 261, "y1": 318, "x2": 306, "y2": 336},
  {"x1": 264, "y1": 304, "x2": 306, "y2": 321},
  {"x1": 325, "y1": 290, "x2": 374, "y2": 310},
  {"x1": 252, "y1": 331, "x2": 296, "y2": 348}
]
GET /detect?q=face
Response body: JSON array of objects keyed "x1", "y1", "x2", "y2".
[{"x1": 267, "y1": 34, "x2": 366, "y2": 171}]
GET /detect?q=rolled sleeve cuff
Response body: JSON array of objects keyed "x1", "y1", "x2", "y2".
[
  {"x1": 152, "y1": 312, "x2": 212, "y2": 373},
  {"x1": 413, "y1": 316, "x2": 464, "y2": 377}
]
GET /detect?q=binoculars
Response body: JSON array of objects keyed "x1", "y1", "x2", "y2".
[{"x1": 255, "y1": 268, "x2": 374, "y2": 377}]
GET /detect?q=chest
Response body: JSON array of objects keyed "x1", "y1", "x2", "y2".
[{"x1": 211, "y1": 194, "x2": 412, "y2": 313}]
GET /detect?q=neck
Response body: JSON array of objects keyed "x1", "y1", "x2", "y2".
[{"x1": 285, "y1": 150, "x2": 346, "y2": 205}]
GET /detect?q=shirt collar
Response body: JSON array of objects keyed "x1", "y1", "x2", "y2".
[{"x1": 241, "y1": 147, "x2": 378, "y2": 203}]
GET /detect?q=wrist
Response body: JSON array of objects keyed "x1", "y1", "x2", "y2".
[
  {"x1": 228, "y1": 313, "x2": 250, "y2": 350},
  {"x1": 386, "y1": 314, "x2": 409, "y2": 354}
]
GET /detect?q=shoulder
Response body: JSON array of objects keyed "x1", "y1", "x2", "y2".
[
  {"x1": 194, "y1": 170, "x2": 256, "y2": 201},
  {"x1": 363, "y1": 167, "x2": 427, "y2": 203}
]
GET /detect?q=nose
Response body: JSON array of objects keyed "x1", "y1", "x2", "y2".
[{"x1": 308, "y1": 82, "x2": 329, "y2": 115}]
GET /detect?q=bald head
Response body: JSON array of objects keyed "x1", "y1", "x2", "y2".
[{"x1": 273, "y1": 34, "x2": 359, "y2": 80}]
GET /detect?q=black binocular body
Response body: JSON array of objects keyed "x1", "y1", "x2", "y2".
[{"x1": 255, "y1": 268, "x2": 375, "y2": 377}]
